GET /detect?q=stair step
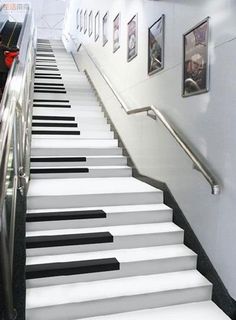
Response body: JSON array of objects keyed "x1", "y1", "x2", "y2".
[
  {"x1": 26, "y1": 222, "x2": 182, "y2": 256},
  {"x1": 33, "y1": 104, "x2": 71, "y2": 108},
  {"x1": 34, "y1": 90, "x2": 67, "y2": 94},
  {"x1": 33, "y1": 99, "x2": 70, "y2": 103},
  {"x1": 30, "y1": 155, "x2": 126, "y2": 167},
  {"x1": 27, "y1": 177, "x2": 163, "y2": 210},
  {"x1": 30, "y1": 166, "x2": 132, "y2": 179},
  {"x1": 32, "y1": 122, "x2": 78, "y2": 128},
  {"x1": 26, "y1": 244, "x2": 196, "y2": 287},
  {"x1": 31, "y1": 139, "x2": 121, "y2": 156},
  {"x1": 26, "y1": 231, "x2": 114, "y2": 249},
  {"x1": 32, "y1": 115, "x2": 75, "y2": 121},
  {"x1": 26, "y1": 209, "x2": 106, "y2": 222},
  {"x1": 25, "y1": 270, "x2": 212, "y2": 320},
  {"x1": 72, "y1": 301, "x2": 231, "y2": 320},
  {"x1": 26, "y1": 204, "x2": 172, "y2": 231},
  {"x1": 26, "y1": 258, "x2": 119, "y2": 280},
  {"x1": 32, "y1": 130, "x2": 80, "y2": 135},
  {"x1": 31, "y1": 130, "x2": 113, "y2": 139}
]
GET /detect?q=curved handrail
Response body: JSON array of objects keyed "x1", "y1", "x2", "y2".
[{"x1": 76, "y1": 43, "x2": 220, "y2": 195}]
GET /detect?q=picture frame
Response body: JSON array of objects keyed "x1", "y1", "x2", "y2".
[
  {"x1": 148, "y1": 14, "x2": 165, "y2": 75},
  {"x1": 103, "y1": 12, "x2": 108, "y2": 46},
  {"x1": 89, "y1": 11, "x2": 93, "y2": 37},
  {"x1": 113, "y1": 13, "x2": 120, "y2": 53},
  {"x1": 84, "y1": 10, "x2": 87, "y2": 34},
  {"x1": 76, "y1": 9, "x2": 79, "y2": 29},
  {"x1": 80, "y1": 10, "x2": 83, "y2": 32},
  {"x1": 95, "y1": 11, "x2": 100, "y2": 41},
  {"x1": 182, "y1": 17, "x2": 209, "y2": 97},
  {"x1": 127, "y1": 14, "x2": 138, "y2": 62}
]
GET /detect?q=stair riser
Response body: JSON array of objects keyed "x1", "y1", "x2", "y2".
[
  {"x1": 26, "y1": 255, "x2": 197, "y2": 288},
  {"x1": 30, "y1": 148, "x2": 123, "y2": 156},
  {"x1": 27, "y1": 191, "x2": 163, "y2": 210},
  {"x1": 30, "y1": 169, "x2": 132, "y2": 179},
  {"x1": 26, "y1": 286, "x2": 212, "y2": 320},
  {"x1": 26, "y1": 210, "x2": 173, "y2": 231},
  {"x1": 26, "y1": 231, "x2": 183, "y2": 256},
  {"x1": 30, "y1": 157, "x2": 127, "y2": 167}
]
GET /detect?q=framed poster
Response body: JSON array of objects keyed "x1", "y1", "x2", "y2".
[
  {"x1": 80, "y1": 10, "x2": 83, "y2": 31},
  {"x1": 183, "y1": 17, "x2": 209, "y2": 97},
  {"x1": 148, "y1": 14, "x2": 164, "y2": 75},
  {"x1": 103, "y1": 12, "x2": 108, "y2": 46},
  {"x1": 76, "y1": 9, "x2": 79, "y2": 29},
  {"x1": 95, "y1": 11, "x2": 100, "y2": 41},
  {"x1": 113, "y1": 13, "x2": 120, "y2": 52},
  {"x1": 127, "y1": 14, "x2": 138, "y2": 62},
  {"x1": 89, "y1": 11, "x2": 93, "y2": 37},
  {"x1": 84, "y1": 10, "x2": 87, "y2": 34}
]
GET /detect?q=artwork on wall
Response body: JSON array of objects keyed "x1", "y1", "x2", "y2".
[
  {"x1": 148, "y1": 14, "x2": 165, "y2": 75},
  {"x1": 183, "y1": 17, "x2": 209, "y2": 97},
  {"x1": 103, "y1": 12, "x2": 108, "y2": 46},
  {"x1": 95, "y1": 11, "x2": 100, "y2": 41},
  {"x1": 76, "y1": 9, "x2": 79, "y2": 29},
  {"x1": 127, "y1": 14, "x2": 138, "y2": 62},
  {"x1": 89, "y1": 11, "x2": 93, "y2": 37},
  {"x1": 113, "y1": 13, "x2": 120, "y2": 52},
  {"x1": 80, "y1": 10, "x2": 83, "y2": 31},
  {"x1": 84, "y1": 10, "x2": 87, "y2": 34}
]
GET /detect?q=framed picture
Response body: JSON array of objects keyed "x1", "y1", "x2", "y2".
[
  {"x1": 84, "y1": 10, "x2": 87, "y2": 34},
  {"x1": 148, "y1": 14, "x2": 164, "y2": 75},
  {"x1": 76, "y1": 9, "x2": 79, "y2": 29},
  {"x1": 127, "y1": 14, "x2": 138, "y2": 62},
  {"x1": 80, "y1": 10, "x2": 83, "y2": 31},
  {"x1": 113, "y1": 13, "x2": 120, "y2": 52},
  {"x1": 95, "y1": 11, "x2": 100, "y2": 41},
  {"x1": 183, "y1": 17, "x2": 209, "y2": 97},
  {"x1": 89, "y1": 11, "x2": 93, "y2": 37},
  {"x1": 103, "y1": 12, "x2": 108, "y2": 46}
]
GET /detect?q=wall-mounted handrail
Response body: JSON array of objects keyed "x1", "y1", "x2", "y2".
[{"x1": 76, "y1": 42, "x2": 220, "y2": 195}]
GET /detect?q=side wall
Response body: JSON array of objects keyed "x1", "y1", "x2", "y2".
[{"x1": 64, "y1": 0, "x2": 236, "y2": 299}]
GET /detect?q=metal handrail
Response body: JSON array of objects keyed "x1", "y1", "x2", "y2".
[
  {"x1": 76, "y1": 42, "x2": 220, "y2": 195},
  {"x1": 0, "y1": 7, "x2": 35, "y2": 320}
]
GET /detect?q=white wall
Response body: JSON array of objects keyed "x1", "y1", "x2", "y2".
[{"x1": 64, "y1": 0, "x2": 236, "y2": 299}]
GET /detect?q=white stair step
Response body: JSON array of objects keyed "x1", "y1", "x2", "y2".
[
  {"x1": 26, "y1": 270, "x2": 212, "y2": 320},
  {"x1": 30, "y1": 166, "x2": 132, "y2": 179},
  {"x1": 30, "y1": 155, "x2": 127, "y2": 167},
  {"x1": 27, "y1": 177, "x2": 163, "y2": 210},
  {"x1": 33, "y1": 109, "x2": 104, "y2": 118},
  {"x1": 31, "y1": 131, "x2": 114, "y2": 139},
  {"x1": 26, "y1": 244, "x2": 197, "y2": 287},
  {"x1": 26, "y1": 222, "x2": 183, "y2": 256},
  {"x1": 31, "y1": 139, "x2": 121, "y2": 156},
  {"x1": 26, "y1": 203, "x2": 172, "y2": 231},
  {"x1": 72, "y1": 301, "x2": 231, "y2": 320}
]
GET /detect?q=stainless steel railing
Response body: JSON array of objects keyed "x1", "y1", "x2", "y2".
[
  {"x1": 73, "y1": 41, "x2": 219, "y2": 195},
  {"x1": 0, "y1": 7, "x2": 36, "y2": 319}
]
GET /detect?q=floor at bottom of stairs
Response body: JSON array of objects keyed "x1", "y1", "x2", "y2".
[{"x1": 75, "y1": 301, "x2": 230, "y2": 320}]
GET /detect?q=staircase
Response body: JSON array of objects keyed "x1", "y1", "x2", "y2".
[{"x1": 25, "y1": 39, "x2": 230, "y2": 320}]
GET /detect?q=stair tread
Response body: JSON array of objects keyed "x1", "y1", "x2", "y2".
[
  {"x1": 26, "y1": 222, "x2": 182, "y2": 238},
  {"x1": 31, "y1": 139, "x2": 118, "y2": 149},
  {"x1": 26, "y1": 270, "x2": 211, "y2": 309},
  {"x1": 27, "y1": 203, "x2": 171, "y2": 215},
  {"x1": 73, "y1": 301, "x2": 230, "y2": 320},
  {"x1": 27, "y1": 177, "x2": 161, "y2": 197},
  {"x1": 26, "y1": 244, "x2": 195, "y2": 266},
  {"x1": 30, "y1": 166, "x2": 130, "y2": 169}
]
